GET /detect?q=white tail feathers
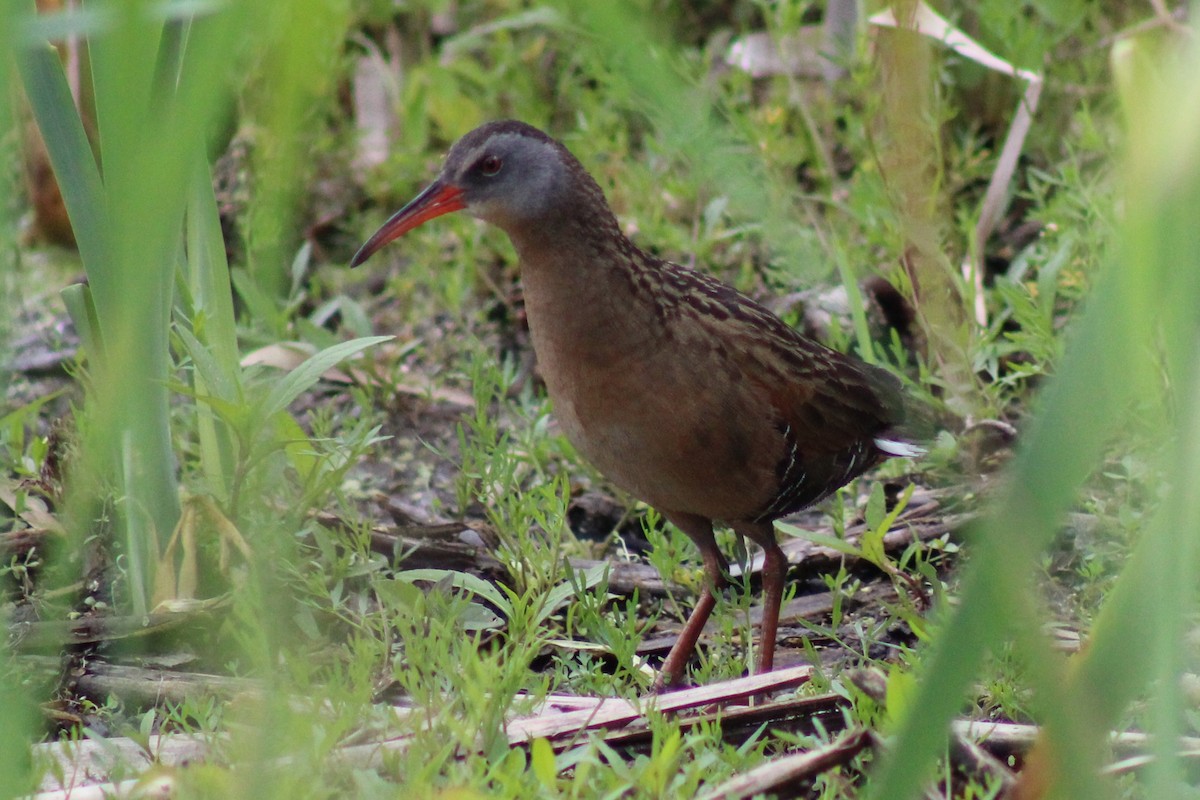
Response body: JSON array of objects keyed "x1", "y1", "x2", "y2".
[{"x1": 874, "y1": 437, "x2": 927, "y2": 458}]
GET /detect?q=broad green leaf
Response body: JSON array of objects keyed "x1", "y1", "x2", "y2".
[
  {"x1": 776, "y1": 522, "x2": 861, "y2": 558},
  {"x1": 231, "y1": 268, "x2": 284, "y2": 334},
  {"x1": 175, "y1": 325, "x2": 240, "y2": 406},
  {"x1": 543, "y1": 563, "x2": 608, "y2": 616},
  {"x1": 275, "y1": 411, "x2": 324, "y2": 484},
  {"x1": 394, "y1": 568, "x2": 511, "y2": 613},
  {"x1": 256, "y1": 336, "x2": 392, "y2": 421},
  {"x1": 530, "y1": 737, "x2": 557, "y2": 789},
  {"x1": 864, "y1": 481, "x2": 886, "y2": 532}
]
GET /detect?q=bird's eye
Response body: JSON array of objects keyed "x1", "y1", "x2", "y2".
[{"x1": 478, "y1": 155, "x2": 503, "y2": 176}]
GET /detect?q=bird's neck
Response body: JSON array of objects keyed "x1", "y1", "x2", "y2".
[{"x1": 505, "y1": 212, "x2": 658, "y2": 366}]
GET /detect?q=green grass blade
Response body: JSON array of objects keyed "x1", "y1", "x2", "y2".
[
  {"x1": 396, "y1": 568, "x2": 512, "y2": 612},
  {"x1": 0, "y1": 14, "x2": 34, "y2": 792},
  {"x1": 175, "y1": 326, "x2": 238, "y2": 408},
  {"x1": 185, "y1": 153, "x2": 239, "y2": 371},
  {"x1": 0, "y1": 646, "x2": 35, "y2": 798},
  {"x1": 257, "y1": 336, "x2": 393, "y2": 422},
  {"x1": 567, "y1": 1, "x2": 819, "y2": 279},
  {"x1": 181, "y1": 152, "x2": 243, "y2": 500},
  {"x1": 60, "y1": 283, "x2": 104, "y2": 361},
  {"x1": 15, "y1": 39, "x2": 107, "y2": 267}
]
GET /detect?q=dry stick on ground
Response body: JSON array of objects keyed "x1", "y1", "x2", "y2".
[
  {"x1": 951, "y1": 719, "x2": 1200, "y2": 773},
  {"x1": 0, "y1": 526, "x2": 57, "y2": 561},
  {"x1": 13, "y1": 494, "x2": 958, "y2": 680},
  {"x1": 697, "y1": 727, "x2": 878, "y2": 800},
  {"x1": 9, "y1": 610, "x2": 210, "y2": 653},
  {"x1": 170, "y1": 494, "x2": 961, "y2": 704},
  {"x1": 504, "y1": 665, "x2": 815, "y2": 742},
  {"x1": 72, "y1": 661, "x2": 261, "y2": 709},
  {"x1": 363, "y1": 487, "x2": 956, "y2": 585},
  {"x1": 593, "y1": 693, "x2": 849, "y2": 758}
]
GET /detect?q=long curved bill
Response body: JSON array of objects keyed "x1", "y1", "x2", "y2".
[{"x1": 350, "y1": 180, "x2": 466, "y2": 267}]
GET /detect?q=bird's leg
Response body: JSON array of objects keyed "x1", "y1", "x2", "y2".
[
  {"x1": 756, "y1": 540, "x2": 788, "y2": 674},
  {"x1": 733, "y1": 522, "x2": 787, "y2": 675},
  {"x1": 653, "y1": 512, "x2": 728, "y2": 691}
]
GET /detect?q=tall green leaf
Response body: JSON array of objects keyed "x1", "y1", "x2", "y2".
[
  {"x1": 15, "y1": 40, "x2": 106, "y2": 267},
  {"x1": 0, "y1": 9, "x2": 35, "y2": 796}
]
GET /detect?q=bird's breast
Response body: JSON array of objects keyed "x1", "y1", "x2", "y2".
[{"x1": 528, "y1": 312, "x2": 782, "y2": 521}]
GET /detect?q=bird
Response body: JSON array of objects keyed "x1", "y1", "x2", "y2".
[{"x1": 351, "y1": 120, "x2": 925, "y2": 690}]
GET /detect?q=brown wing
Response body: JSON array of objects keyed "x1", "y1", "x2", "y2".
[
  {"x1": 668, "y1": 266, "x2": 908, "y2": 521},
  {"x1": 748, "y1": 349, "x2": 903, "y2": 522},
  {"x1": 650, "y1": 259, "x2": 915, "y2": 522}
]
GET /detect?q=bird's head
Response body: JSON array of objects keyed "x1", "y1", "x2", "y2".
[{"x1": 351, "y1": 120, "x2": 576, "y2": 267}]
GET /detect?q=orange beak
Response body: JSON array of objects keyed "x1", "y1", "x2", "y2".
[{"x1": 350, "y1": 180, "x2": 466, "y2": 267}]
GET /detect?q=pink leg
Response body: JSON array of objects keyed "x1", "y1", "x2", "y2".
[
  {"x1": 756, "y1": 540, "x2": 788, "y2": 673},
  {"x1": 653, "y1": 513, "x2": 728, "y2": 691},
  {"x1": 734, "y1": 522, "x2": 786, "y2": 674}
]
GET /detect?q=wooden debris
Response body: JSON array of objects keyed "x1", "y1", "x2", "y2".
[
  {"x1": 10, "y1": 610, "x2": 210, "y2": 653},
  {"x1": 506, "y1": 665, "x2": 814, "y2": 743},
  {"x1": 697, "y1": 727, "x2": 877, "y2": 800}
]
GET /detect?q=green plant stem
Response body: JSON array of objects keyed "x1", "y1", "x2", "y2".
[
  {"x1": 0, "y1": 10, "x2": 34, "y2": 793},
  {"x1": 873, "y1": 24, "x2": 974, "y2": 416}
]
